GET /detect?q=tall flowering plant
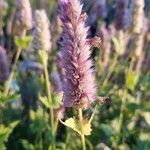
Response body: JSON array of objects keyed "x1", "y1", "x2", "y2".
[
  {"x1": 58, "y1": 0, "x2": 96, "y2": 110},
  {"x1": 4, "y1": 0, "x2": 32, "y2": 95},
  {"x1": 58, "y1": 0, "x2": 99, "y2": 149}
]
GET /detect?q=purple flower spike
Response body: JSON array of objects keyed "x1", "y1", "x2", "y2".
[
  {"x1": 58, "y1": 0, "x2": 97, "y2": 110},
  {"x1": 16, "y1": 0, "x2": 32, "y2": 29},
  {"x1": 115, "y1": 0, "x2": 130, "y2": 30}
]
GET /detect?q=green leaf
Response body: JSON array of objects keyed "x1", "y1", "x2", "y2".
[
  {"x1": 64, "y1": 118, "x2": 80, "y2": 134},
  {"x1": 52, "y1": 93, "x2": 62, "y2": 108},
  {"x1": 118, "y1": 144, "x2": 130, "y2": 150},
  {"x1": 112, "y1": 36, "x2": 125, "y2": 55},
  {"x1": 0, "y1": 121, "x2": 19, "y2": 149},
  {"x1": 82, "y1": 118, "x2": 92, "y2": 136},
  {"x1": 100, "y1": 124, "x2": 114, "y2": 137},
  {"x1": 132, "y1": 140, "x2": 150, "y2": 150},
  {"x1": 39, "y1": 95, "x2": 62, "y2": 109},
  {"x1": 15, "y1": 36, "x2": 33, "y2": 49},
  {"x1": 21, "y1": 139, "x2": 34, "y2": 150},
  {"x1": 0, "y1": 92, "x2": 20, "y2": 106},
  {"x1": 127, "y1": 103, "x2": 141, "y2": 112},
  {"x1": 39, "y1": 96, "x2": 51, "y2": 108},
  {"x1": 125, "y1": 71, "x2": 139, "y2": 90},
  {"x1": 60, "y1": 117, "x2": 92, "y2": 136}
]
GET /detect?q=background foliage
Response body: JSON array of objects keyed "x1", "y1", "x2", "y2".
[{"x1": 0, "y1": 0, "x2": 150, "y2": 149}]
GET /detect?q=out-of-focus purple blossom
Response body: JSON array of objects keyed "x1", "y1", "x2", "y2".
[
  {"x1": 32, "y1": 9, "x2": 51, "y2": 52},
  {"x1": 132, "y1": 18, "x2": 147, "y2": 74},
  {"x1": 19, "y1": 60, "x2": 43, "y2": 75},
  {"x1": 132, "y1": 0, "x2": 145, "y2": 34},
  {"x1": 16, "y1": 0, "x2": 32, "y2": 29},
  {"x1": 115, "y1": 0, "x2": 130, "y2": 30},
  {"x1": 88, "y1": 0, "x2": 107, "y2": 26},
  {"x1": 56, "y1": 52, "x2": 65, "y2": 83},
  {"x1": 133, "y1": 17, "x2": 148, "y2": 58},
  {"x1": 97, "y1": 25, "x2": 111, "y2": 68},
  {"x1": 58, "y1": 0, "x2": 97, "y2": 110},
  {"x1": 134, "y1": 33, "x2": 144, "y2": 58},
  {"x1": 0, "y1": 0, "x2": 8, "y2": 15},
  {"x1": 143, "y1": 52, "x2": 150, "y2": 72},
  {"x1": 94, "y1": 0, "x2": 107, "y2": 18},
  {"x1": 51, "y1": 16, "x2": 63, "y2": 49},
  {"x1": 0, "y1": 46, "x2": 9, "y2": 81},
  {"x1": 51, "y1": 71, "x2": 62, "y2": 93},
  {"x1": 133, "y1": 54, "x2": 144, "y2": 74},
  {"x1": 109, "y1": 24, "x2": 129, "y2": 56},
  {"x1": 0, "y1": 0, "x2": 8, "y2": 37}
]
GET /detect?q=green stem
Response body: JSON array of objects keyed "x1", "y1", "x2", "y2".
[
  {"x1": 117, "y1": 54, "x2": 136, "y2": 145},
  {"x1": 118, "y1": 88, "x2": 127, "y2": 144},
  {"x1": 0, "y1": 106, "x2": 3, "y2": 124},
  {"x1": 117, "y1": 53, "x2": 136, "y2": 145},
  {"x1": 89, "y1": 105, "x2": 97, "y2": 123},
  {"x1": 54, "y1": 119, "x2": 59, "y2": 133},
  {"x1": 42, "y1": 56, "x2": 55, "y2": 150},
  {"x1": 79, "y1": 108, "x2": 86, "y2": 150},
  {"x1": 101, "y1": 54, "x2": 118, "y2": 89},
  {"x1": 85, "y1": 138, "x2": 93, "y2": 150},
  {"x1": 4, "y1": 29, "x2": 27, "y2": 95},
  {"x1": 64, "y1": 132, "x2": 70, "y2": 150}
]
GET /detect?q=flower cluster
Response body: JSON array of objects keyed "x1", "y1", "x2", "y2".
[
  {"x1": 58, "y1": 0, "x2": 96, "y2": 110},
  {"x1": 16, "y1": 0, "x2": 32, "y2": 29},
  {"x1": 115, "y1": 0, "x2": 130, "y2": 30},
  {"x1": 0, "y1": 0, "x2": 8, "y2": 15},
  {"x1": 97, "y1": 25, "x2": 111, "y2": 68},
  {"x1": 132, "y1": 0, "x2": 145, "y2": 34},
  {"x1": 32, "y1": 9, "x2": 51, "y2": 52},
  {"x1": 88, "y1": 0, "x2": 107, "y2": 26}
]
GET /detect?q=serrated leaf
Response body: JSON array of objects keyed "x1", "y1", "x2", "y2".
[
  {"x1": 39, "y1": 96, "x2": 51, "y2": 108},
  {"x1": 0, "y1": 121, "x2": 19, "y2": 149},
  {"x1": 0, "y1": 92, "x2": 20, "y2": 105},
  {"x1": 63, "y1": 118, "x2": 81, "y2": 135},
  {"x1": 125, "y1": 71, "x2": 139, "y2": 90},
  {"x1": 39, "y1": 95, "x2": 62, "y2": 109},
  {"x1": 112, "y1": 37, "x2": 125, "y2": 55},
  {"x1": 82, "y1": 118, "x2": 92, "y2": 136},
  {"x1": 60, "y1": 117, "x2": 92, "y2": 136},
  {"x1": 52, "y1": 93, "x2": 62, "y2": 108},
  {"x1": 15, "y1": 36, "x2": 33, "y2": 49}
]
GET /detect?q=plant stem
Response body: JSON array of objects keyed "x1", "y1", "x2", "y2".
[
  {"x1": 101, "y1": 54, "x2": 118, "y2": 89},
  {"x1": 117, "y1": 54, "x2": 137, "y2": 145},
  {"x1": 4, "y1": 29, "x2": 27, "y2": 95},
  {"x1": 0, "y1": 106, "x2": 3, "y2": 124},
  {"x1": 86, "y1": 138, "x2": 93, "y2": 150},
  {"x1": 42, "y1": 55, "x2": 55, "y2": 150},
  {"x1": 118, "y1": 88, "x2": 127, "y2": 144},
  {"x1": 79, "y1": 108, "x2": 86, "y2": 150}
]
